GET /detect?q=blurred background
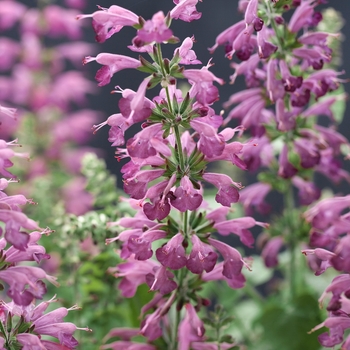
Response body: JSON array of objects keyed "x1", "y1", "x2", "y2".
[{"x1": 81, "y1": 0, "x2": 350, "y2": 187}]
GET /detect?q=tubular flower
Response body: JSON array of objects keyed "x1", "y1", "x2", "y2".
[
  {"x1": 76, "y1": 5, "x2": 139, "y2": 43},
  {"x1": 83, "y1": 53, "x2": 141, "y2": 87}
]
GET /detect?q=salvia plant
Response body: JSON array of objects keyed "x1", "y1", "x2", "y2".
[{"x1": 0, "y1": 0, "x2": 350, "y2": 349}]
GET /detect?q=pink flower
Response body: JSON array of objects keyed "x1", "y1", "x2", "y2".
[
  {"x1": 304, "y1": 195, "x2": 350, "y2": 231},
  {"x1": 126, "y1": 123, "x2": 164, "y2": 159},
  {"x1": 123, "y1": 169, "x2": 165, "y2": 200},
  {"x1": 184, "y1": 62, "x2": 224, "y2": 106},
  {"x1": 170, "y1": 175, "x2": 203, "y2": 212},
  {"x1": 244, "y1": 0, "x2": 264, "y2": 32},
  {"x1": 84, "y1": 53, "x2": 140, "y2": 87},
  {"x1": 4, "y1": 231, "x2": 50, "y2": 264},
  {"x1": 202, "y1": 262, "x2": 246, "y2": 289},
  {"x1": 136, "y1": 11, "x2": 173, "y2": 45},
  {"x1": 178, "y1": 303, "x2": 205, "y2": 350},
  {"x1": 170, "y1": 0, "x2": 202, "y2": 22},
  {"x1": 127, "y1": 226, "x2": 167, "y2": 260},
  {"x1": 140, "y1": 308, "x2": 163, "y2": 341},
  {"x1": 145, "y1": 265, "x2": 178, "y2": 294},
  {"x1": 239, "y1": 182, "x2": 271, "y2": 215},
  {"x1": 0, "y1": 265, "x2": 58, "y2": 305},
  {"x1": 261, "y1": 237, "x2": 284, "y2": 268},
  {"x1": 288, "y1": 0, "x2": 315, "y2": 33},
  {"x1": 156, "y1": 233, "x2": 187, "y2": 270},
  {"x1": 186, "y1": 234, "x2": 218, "y2": 274},
  {"x1": 292, "y1": 176, "x2": 321, "y2": 206},
  {"x1": 214, "y1": 217, "x2": 267, "y2": 248},
  {"x1": 77, "y1": 5, "x2": 139, "y2": 43},
  {"x1": 208, "y1": 238, "x2": 251, "y2": 279},
  {"x1": 175, "y1": 36, "x2": 201, "y2": 65},
  {"x1": 208, "y1": 20, "x2": 246, "y2": 54},
  {"x1": 202, "y1": 172, "x2": 242, "y2": 207},
  {"x1": 109, "y1": 259, "x2": 158, "y2": 297},
  {"x1": 190, "y1": 119, "x2": 225, "y2": 157},
  {"x1": 302, "y1": 247, "x2": 335, "y2": 275}
]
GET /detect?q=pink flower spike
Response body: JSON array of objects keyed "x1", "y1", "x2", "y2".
[
  {"x1": 170, "y1": 0, "x2": 202, "y2": 22},
  {"x1": 83, "y1": 53, "x2": 140, "y2": 87},
  {"x1": 76, "y1": 5, "x2": 139, "y2": 43}
]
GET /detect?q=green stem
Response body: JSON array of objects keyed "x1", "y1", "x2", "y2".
[
  {"x1": 170, "y1": 268, "x2": 186, "y2": 350},
  {"x1": 183, "y1": 210, "x2": 189, "y2": 236},
  {"x1": 165, "y1": 86, "x2": 174, "y2": 114},
  {"x1": 265, "y1": 0, "x2": 285, "y2": 55},
  {"x1": 174, "y1": 125, "x2": 185, "y2": 171},
  {"x1": 285, "y1": 182, "x2": 296, "y2": 300},
  {"x1": 156, "y1": 43, "x2": 166, "y2": 77},
  {"x1": 0, "y1": 321, "x2": 9, "y2": 348},
  {"x1": 244, "y1": 280, "x2": 265, "y2": 305}
]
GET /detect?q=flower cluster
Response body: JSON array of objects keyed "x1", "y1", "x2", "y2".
[
  {"x1": 78, "y1": 1, "x2": 269, "y2": 348},
  {"x1": 209, "y1": 0, "x2": 350, "y2": 348},
  {"x1": 211, "y1": 1, "x2": 348, "y2": 266},
  {"x1": 79, "y1": 0, "x2": 350, "y2": 349}
]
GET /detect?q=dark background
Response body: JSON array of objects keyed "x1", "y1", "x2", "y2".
[{"x1": 80, "y1": 0, "x2": 350, "y2": 186}]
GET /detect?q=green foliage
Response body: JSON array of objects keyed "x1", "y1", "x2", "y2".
[{"x1": 254, "y1": 293, "x2": 323, "y2": 350}]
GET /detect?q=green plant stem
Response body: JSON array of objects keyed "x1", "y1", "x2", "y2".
[
  {"x1": 165, "y1": 86, "x2": 174, "y2": 114},
  {"x1": 174, "y1": 125, "x2": 185, "y2": 171},
  {"x1": 156, "y1": 43, "x2": 166, "y2": 77},
  {"x1": 244, "y1": 280, "x2": 265, "y2": 305},
  {"x1": 285, "y1": 182, "x2": 296, "y2": 300},
  {"x1": 170, "y1": 268, "x2": 186, "y2": 350},
  {"x1": 183, "y1": 210, "x2": 189, "y2": 236},
  {"x1": 265, "y1": 0, "x2": 285, "y2": 55},
  {"x1": 0, "y1": 321, "x2": 10, "y2": 348}
]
